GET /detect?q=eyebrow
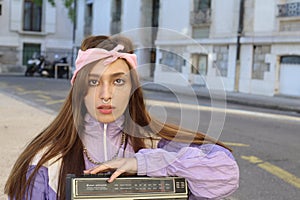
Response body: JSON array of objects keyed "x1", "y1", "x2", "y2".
[{"x1": 88, "y1": 72, "x2": 128, "y2": 79}]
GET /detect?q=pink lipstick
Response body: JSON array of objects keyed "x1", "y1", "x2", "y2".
[{"x1": 97, "y1": 105, "x2": 114, "y2": 114}]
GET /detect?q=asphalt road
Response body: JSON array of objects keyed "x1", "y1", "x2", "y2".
[{"x1": 1, "y1": 75, "x2": 300, "y2": 200}]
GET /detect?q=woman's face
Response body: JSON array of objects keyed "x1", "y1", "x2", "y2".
[{"x1": 84, "y1": 59, "x2": 132, "y2": 123}]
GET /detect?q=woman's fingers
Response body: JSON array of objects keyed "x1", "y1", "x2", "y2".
[
  {"x1": 83, "y1": 163, "x2": 111, "y2": 174},
  {"x1": 83, "y1": 158, "x2": 138, "y2": 182},
  {"x1": 107, "y1": 169, "x2": 126, "y2": 183}
]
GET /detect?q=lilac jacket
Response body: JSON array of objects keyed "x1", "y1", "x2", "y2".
[{"x1": 22, "y1": 115, "x2": 239, "y2": 200}]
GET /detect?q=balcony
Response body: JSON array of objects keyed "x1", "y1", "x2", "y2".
[
  {"x1": 278, "y1": 2, "x2": 300, "y2": 17},
  {"x1": 190, "y1": 9, "x2": 211, "y2": 26}
]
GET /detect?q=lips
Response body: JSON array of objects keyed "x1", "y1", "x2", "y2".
[{"x1": 97, "y1": 105, "x2": 115, "y2": 114}]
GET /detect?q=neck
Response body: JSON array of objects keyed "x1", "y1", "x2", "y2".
[{"x1": 81, "y1": 113, "x2": 125, "y2": 164}]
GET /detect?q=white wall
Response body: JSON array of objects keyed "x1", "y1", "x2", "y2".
[
  {"x1": 44, "y1": 2, "x2": 56, "y2": 33},
  {"x1": 157, "y1": 0, "x2": 190, "y2": 40},
  {"x1": 239, "y1": 45, "x2": 253, "y2": 93},
  {"x1": 0, "y1": 0, "x2": 73, "y2": 68},
  {"x1": 0, "y1": 0, "x2": 11, "y2": 35},
  {"x1": 92, "y1": 0, "x2": 112, "y2": 35},
  {"x1": 211, "y1": 0, "x2": 239, "y2": 38},
  {"x1": 0, "y1": 0, "x2": 18, "y2": 46},
  {"x1": 122, "y1": 0, "x2": 141, "y2": 31},
  {"x1": 253, "y1": 0, "x2": 276, "y2": 35},
  {"x1": 75, "y1": 0, "x2": 86, "y2": 46},
  {"x1": 9, "y1": 0, "x2": 22, "y2": 32}
]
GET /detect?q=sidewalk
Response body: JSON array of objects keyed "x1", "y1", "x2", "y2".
[
  {"x1": 141, "y1": 81, "x2": 300, "y2": 113},
  {"x1": 0, "y1": 92, "x2": 54, "y2": 200}
]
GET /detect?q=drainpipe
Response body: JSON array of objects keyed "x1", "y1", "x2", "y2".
[
  {"x1": 71, "y1": 0, "x2": 77, "y2": 75},
  {"x1": 234, "y1": 0, "x2": 245, "y2": 92}
]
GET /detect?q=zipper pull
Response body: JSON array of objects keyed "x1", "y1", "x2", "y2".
[{"x1": 103, "y1": 123, "x2": 108, "y2": 161}]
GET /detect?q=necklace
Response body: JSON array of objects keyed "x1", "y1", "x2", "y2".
[{"x1": 83, "y1": 132, "x2": 126, "y2": 165}]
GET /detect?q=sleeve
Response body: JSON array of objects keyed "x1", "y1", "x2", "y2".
[
  {"x1": 23, "y1": 165, "x2": 57, "y2": 200},
  {"x1": 134, "y1": 141, "x2": 239, "y2": 199},
  {"x1": 24, "y1": 165, "x2": 49, "y2": 200}
]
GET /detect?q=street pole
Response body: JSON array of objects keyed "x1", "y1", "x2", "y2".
[
  {"x1": 71, "y1": 0, "x2": 77, "y2": 76},
  {"x1": 234, "y1": 0, "x2": 245, "y2": 92}
]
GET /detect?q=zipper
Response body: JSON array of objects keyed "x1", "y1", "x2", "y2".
[{"x1": 103, "y1": 123, "x2": 108, "y2": 161}]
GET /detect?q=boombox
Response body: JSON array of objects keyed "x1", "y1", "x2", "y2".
[{"x1": 66, "y1": 174, "x2": 188, "y2": 200}]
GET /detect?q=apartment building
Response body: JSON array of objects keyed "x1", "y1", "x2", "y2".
[
  {"x1": 0, "y1": 0, "x2": 73, "y2": 73},
  {"x1": 74, "y1": 0, "x2": 159, "y2": 79},
  {"x1": 154, "y1": 0, "x2": 300, "y2": 97},
  {"x1": 76, "y1": 0, "x2": 300, "y2": 97}
]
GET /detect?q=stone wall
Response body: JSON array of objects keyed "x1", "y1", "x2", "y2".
[{"x1": 0, "y1": 46, "x2": 24, "y2": 73}]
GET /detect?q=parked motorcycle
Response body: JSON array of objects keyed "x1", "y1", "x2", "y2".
[
  {"x1": 25, "y1": 55, "x2": 47, "y2": 77},
  {"x1": 25, "y1": 55, "x2": 69, "y2": 78}
]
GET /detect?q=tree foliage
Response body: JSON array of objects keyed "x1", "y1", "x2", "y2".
[{"x1": 33, "y1": 0, "x2": 75, "y2": 22}]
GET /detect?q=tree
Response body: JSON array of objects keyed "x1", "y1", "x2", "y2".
[{"x1": 33, "y1": 0, "x2": 75, "y2": 22}]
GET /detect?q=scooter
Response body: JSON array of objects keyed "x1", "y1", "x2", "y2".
[
  {"x1": 25, "y1": 55, "x2": 69, "y2": 78},
  {"x1": 24, "y1": 55, "x2": 47, "y2": 77}
]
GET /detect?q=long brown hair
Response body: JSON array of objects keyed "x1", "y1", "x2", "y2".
[{"x1": 5, "y1": 35, "x2": 230, "y2": 200}]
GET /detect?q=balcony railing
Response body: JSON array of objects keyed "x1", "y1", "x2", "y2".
[
  {"x1": 190, "y1": 9, "x2": 211, "y2": 26},
  {"x1": 278, "y1": 2, "x2": 300, "y2": 17}
]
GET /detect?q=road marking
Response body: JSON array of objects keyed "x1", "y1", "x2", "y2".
[
  {"x1": 224, "y1": 142, "x2": 250, "y2": 147},
  {"x1": 241, "y1": 155, "x2": 300, "y2": 189},
  {"x1": 14, "y1": 86, "x2": 25, "y2": 92},
  {"x1": 145, "y1": 99, "x2": 300, "y2": 122},
  {"x1": 45, "y1": 99, "x2": 65, "y2": 105},
  {"x1": 20, "y1": 90, "x2": 46, "y2": 95},
  {"x1": 37, "y1": 94, "x2": 52, "y2": 100}
]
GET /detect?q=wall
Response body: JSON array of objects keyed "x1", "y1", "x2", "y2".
[
  {"x1": 92, "y1": 0, "x2": 111, "y2": 35},
  {"x1": 0, "y1": 0, "x2": 73, "y2": 73}
]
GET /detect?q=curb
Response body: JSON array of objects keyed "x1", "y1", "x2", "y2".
[{"x1": 141, "y1": 82, "x2": 300, "y2": 114}]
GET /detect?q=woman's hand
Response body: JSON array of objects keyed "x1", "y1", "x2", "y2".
[{"x1": 83, "y1": 157, "x2": 137, "y2": 183}]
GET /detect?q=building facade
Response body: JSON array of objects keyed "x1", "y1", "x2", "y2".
[
  {"x1": 0, "y1": 0, "x2": 73, "y2": 73},
  {"x1": 154, "y1": 0, "x2": 300, "y2": 97},
  {"x1": 75, "y1": 0, "x2": 160, "y2": 79},
  {"x1": 75, "y1": 0, "x2": 300, "y2": 97}
]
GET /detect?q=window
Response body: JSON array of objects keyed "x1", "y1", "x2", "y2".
[
  {"x1": 160, "y1": 50, "x2": 184, "y2": 73},
  {"x1": 280, "y1": 56, "x2": 300, "y2": 64},
  {"x1": 23, "y1": 0, "x2": 42, "y2": 32},
  {"x1": 111, "y1": 0, "x2": 122, "y2": 34},
  {"x1": 84, "y1": 3, "x2": 93, "y2": 36},
  {"x1": 213, "y1": 45, "x2": 229, "y2": 77},
  {"x1": 23, "y1": 43, "x2": 41, "y2": 65},
  {"x1": 252, "y1": 45, "x2": 271, "y2": 80},
  {"x1": 193, "y1": 0, "x2": 211, "y2": 12},
  {"x1": 191, "y1": 0, "x2": 211, "y2": 38},
  {"x1": 112, "y1": 0, "x2": 122, "y2": 22},
  {"x1": 192, "y1": 27, "x2": 210, "y2": 39},
  {"x1": 0, "y1": 4, "x2": 2, "y2": 16},
  {"x1": 191, "y1": 54, "x2": 208, "y2": 75}
]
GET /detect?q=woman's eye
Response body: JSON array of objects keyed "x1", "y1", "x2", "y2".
[
  {"x1": 114, "y1": 78, "x2": 125, "y2": 85},
  {"x1": 88, "y1": 80, "x2": 99, "y2": 86}
]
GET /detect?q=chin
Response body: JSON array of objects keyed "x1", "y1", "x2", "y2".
[{"x1": 96, "y1": 116, "x2": 116, "y2": 124}]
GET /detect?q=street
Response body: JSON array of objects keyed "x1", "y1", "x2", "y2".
[{"x1": 1, "y1": 75, "x2": 300, "y2": 200}]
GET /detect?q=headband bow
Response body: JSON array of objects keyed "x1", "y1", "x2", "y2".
[{"x1": 71, "y1": 44, "x2": 137, "y2": 85}]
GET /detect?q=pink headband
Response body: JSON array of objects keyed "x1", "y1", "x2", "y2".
[{"x1": 71, "y1": 44, "x2": 137, "y2": 85}]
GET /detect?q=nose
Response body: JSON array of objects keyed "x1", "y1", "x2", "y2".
[{"x1": 99, "y1": 83, "x2": 112, "y2": 102}]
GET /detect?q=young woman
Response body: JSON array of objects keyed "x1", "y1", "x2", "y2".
[{"x1": 5, "y1": 35, "x2": 239, "y2": 200}]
